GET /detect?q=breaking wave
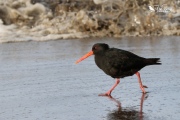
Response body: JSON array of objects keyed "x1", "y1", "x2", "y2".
[{"x1": 0, "y1": 0, "x2": 179, "y2": 43}]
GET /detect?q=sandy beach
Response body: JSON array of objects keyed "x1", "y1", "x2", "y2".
[{"x1": 0, "y1": 36, "x2": 180, "y2": 120}]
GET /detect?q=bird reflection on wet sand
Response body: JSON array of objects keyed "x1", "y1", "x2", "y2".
[{"x1": 103, "y1": 93, "x2": 148, "y2": 120}]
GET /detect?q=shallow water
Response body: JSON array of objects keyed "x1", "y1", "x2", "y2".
[{"x1": 0, "y1": 36, "x2": 180, "y2": 120}]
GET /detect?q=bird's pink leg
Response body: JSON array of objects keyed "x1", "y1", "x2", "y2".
[
  {"x1": 99, "y1": 79, "x2": 120, "y2": 96},
  {"x1": 136, "y1": 72, "x2": 148, "y2": 93}
]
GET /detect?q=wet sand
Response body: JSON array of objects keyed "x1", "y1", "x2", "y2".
[{"x1": 0, "y1": 36, "x2": 180, "y2": 120}]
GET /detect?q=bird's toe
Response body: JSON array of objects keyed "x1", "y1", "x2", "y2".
[
  {"x1": 98, "y1": 92, "x2": 111, "y2": 96},
  {"x1": 143, "y1": 85, "x2": 148, "y2": 88}
]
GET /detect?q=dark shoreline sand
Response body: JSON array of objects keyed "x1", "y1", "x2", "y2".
[{"x1": 0, "y1": 36, "x2": 179, "y2": 120}]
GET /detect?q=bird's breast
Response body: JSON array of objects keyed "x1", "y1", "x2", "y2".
[
  {"x1": 94, "y1": 55, "x2": 104, "y2": 69},
  {"x1": 94, "y1": 55, "x2": 118, "y2": 77}
]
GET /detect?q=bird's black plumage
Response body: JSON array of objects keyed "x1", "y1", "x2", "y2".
[{"x1": 92, "y1": 43, "x2": 161, "y2": 78}]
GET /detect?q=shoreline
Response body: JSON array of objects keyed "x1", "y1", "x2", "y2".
[{"x1": 0, "y1": 34, "x2": 179, "y2": 44}]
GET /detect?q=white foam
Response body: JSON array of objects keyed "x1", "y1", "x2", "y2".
[{"x1": 0, "y1": 0, "x2": 179, "y2": 43}]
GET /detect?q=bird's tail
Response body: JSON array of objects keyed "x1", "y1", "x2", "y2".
[{"x1": 145, "y1": 58, "x2": 161, "y2": 65}]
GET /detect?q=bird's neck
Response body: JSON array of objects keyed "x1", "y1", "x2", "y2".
[{"x1": 94, "y1": 50, "x2": 106, "y2": 56}]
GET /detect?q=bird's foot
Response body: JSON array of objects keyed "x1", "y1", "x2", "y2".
[
  {"x1": 98, "y1": 91, "x2": 111, "y2": 96},
  {"x1": 140, "y1": 85, "x2": 148, "y2": 94}
]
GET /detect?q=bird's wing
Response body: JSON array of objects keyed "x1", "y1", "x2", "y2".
[{"x1": 105, "y1": 48, "x2": 143, "y2": 71}]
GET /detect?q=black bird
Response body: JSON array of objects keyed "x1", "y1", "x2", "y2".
[{"x1": 76, "y1": 43, "x2": 161, "y2": 96}]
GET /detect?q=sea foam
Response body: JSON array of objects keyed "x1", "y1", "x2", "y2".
[{"x1": 0, "y1": 0, "x2": 179, "y2": 43}]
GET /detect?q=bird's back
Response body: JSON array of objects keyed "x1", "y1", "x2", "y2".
[{"x1": 95, "y1": 48, "x2": 147, "y2": 78}]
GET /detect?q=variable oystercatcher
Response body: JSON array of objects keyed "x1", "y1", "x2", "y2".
[{"x1": 76, "y1": 43, "x2": 161, "y2": 96}]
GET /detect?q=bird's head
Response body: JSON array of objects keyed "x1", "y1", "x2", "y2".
[
  {"x1": 75, "y1": 43, "x2": 109, "y2": 64},
  {"x1": 92, "y1": 43, "x2": 109, "y2": 54}
]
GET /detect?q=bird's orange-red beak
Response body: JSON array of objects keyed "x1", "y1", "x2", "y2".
[{"x1": 75, "y1": 51, "x2": 93, "y2": 64}]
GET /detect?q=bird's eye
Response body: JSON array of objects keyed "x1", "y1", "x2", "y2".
[
  {"x1": 92, "y1": 45, "x2": 99, "y2": 51},
  {"x1": 95, "y1": 46, "x2": 98, "y2": 49}
]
